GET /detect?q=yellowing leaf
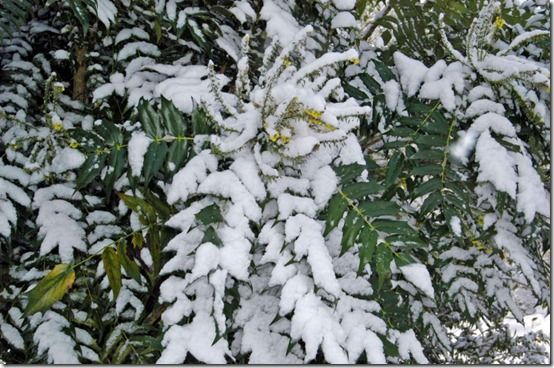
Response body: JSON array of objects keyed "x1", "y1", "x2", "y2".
[{"x1": 24, "y1": 264, "x2": 76, "y2": 315}]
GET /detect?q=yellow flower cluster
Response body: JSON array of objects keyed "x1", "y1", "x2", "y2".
[
  {"x1": 282, "y1": 57, "x2": 292, "y2": 67},
  {"x1": 305, "y1": 109, "x2": 335, "y2": 131},
  {"x1": 471, "y1": 239, "x2": 493, "y2": 255},
  {"x1": 494, "y1": 16, "x2": 505, "y2": 29},
  {"x1": 52, "y1": 122, "x2": 64, "y2": 132},
  {"x1": 269, "y1": 131, "x2": 290, "y2": 144}
]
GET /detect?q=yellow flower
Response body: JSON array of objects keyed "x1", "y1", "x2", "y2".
[
  {"x1": 350, "y1": 57, "x2": 360, "y2": 65},
  {"x1": 53, "y1": 82, "x2": 65, "y2": 94},
  {"x1": 477, "y1": 214, "x2": 485, "y2": 227},
  {"x1": 472, "y1": 239, "x2": 493, "y2": 255},
  {"x1": 269, "y1": 132, "x2": 280, "y2": 142},
  {"x1": 69, "y1": 140, "x2": 79, "y2": 149},
  {"x1": 494, "y1": 16, "x2": 505, "y2": 29},
  {"x1": 282, "y1": 57, "x2": 292, "y2": 67},
  {"x1": 52, "y1": 122, "x2": 64, "y2": 132},
  {"x1": 399, "y1": 177, "x2": 407, "y2": 190},
  {"x1": 280, "y1": 135, "x2": 290, "y2": 144}
]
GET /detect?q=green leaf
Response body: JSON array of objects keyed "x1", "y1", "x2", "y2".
[
  {"x1": 419, "y1": 191, "x2": 443, "y2": 216},
  {"x1": 410, "y1": 149, "x2": 444, "y2": 161},
  {"x1": 202, "y1": 226, "x2": 222, "y2": 247},
  {"x1": 143, "y1": 141, "x2": 168, "y2": 186},
  {"x1": 341, "y1": 181, "x2": 383, "y2": 199},
  {"x1": 104, "y1": 147, "x2": 126, "y2": 196},
  {"x1": 192, "y1": 108, "x2": 211, "y2": 135},
  {"x1": 24, "y1": 264, "x2": 76, "y2": 315},
  {"x1": 118, "y1": 193, "x2": 157, "y2": 222},
  {"x1": 359, "y1": 200, "x2": 400, "y2": 218},
  {"x1": 196, "y1": 204, "x2": 223, "y2": 225},
  {"x1": 410, "y1": 165, "x2": 442, "y2": 176},
  {"x1": 394, "y1": 252, "x2": 417, "y2": 267},
  {"x1": 414, "y1": 134, "x2": 446, "y2": 147},
  {"x1": 138, "y1": 99, "x2": 163, "y2": 138},
  {"x1": 335, "y1": 163, "x2": 365, "y2": 183},
  {"x1": 372, "y1": 59, "x2": 395, "y2": 82},
  {"x1": 372, "y1": 219, "x2": 414, "y2": 235},
  {"x1": 384, "y1": 152, "x2": 404, "y2": 187},
  {"x1": 375, "y1": 244, "x2": 393, "y2": 290},
  {"x1": 142, "y1": 190, "x2": 172, "y2": 220},
  {"x1": 343, "y1": 83, "x2": 368, "y2": 100},
  {"x1": 324, "y1": 194, "x2": 348, "y2": 236},
  {"x1": 166, "y1": 140, "x2": 188, "y2": 173},
  {"x1": 76, "y1": 154, "x2": 105, "y2": 190},
  {"x1": 67, "y1": 0, "x2": 90, "y2": 34},
  {"x1": 102, "y1": 247, "x2": 122, "y2": 298},
  {"x1": 358, "y1": 73, "x2": 382, "y2": 95},
  {"x1": 117, "y1": 240, "x2": 141, "y2": 284},
  {"x1": 412, "y1": 178, "x2": 442, "y2": 198},
  {"x1": 161, "y1": 96, "x2": 185, "y2": 136},
  {"x1": 358, "y1": 227, "x2": 378, "y2": 274},
  {"x1": 389, "y1": 127, "x2": 415, "y2": 137},
  {"x1": 341, "y1": 210, "x2": 364, "y2": 255},
  {"x1": 381, "y1": 336, "x2": 399, "y2": 357}
]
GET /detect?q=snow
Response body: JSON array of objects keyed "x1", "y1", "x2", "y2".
[
  {"x1": 158, "y1": 312, "x2": 230, "y2": 364},
  {"x1": 494, "y1": 216, "x2": 543, "y2": 297},
  {"x1": 394, "y1": 52, "x2": 428, "y2": 97},
  {"x1": 475, "y1": 131, "x2": 517, "y2": 199},
  {"x1": 167, "y1": 151, "x2": 218, "y2": 204},
  {"x1": 268, "y1": 251, "x2": 297, "y2": 286},
  {"x1": 260, "y1": 0, "x2": 301, "y2": 46},
  {"x1": 0, "y1": 320, "x2": 24, "y2": 349},
  {"x1": 331, "y1": 12, "x2": 357, "y2": 28},
  {"x1": 396, "y1": 329, "x2": 428, "y2": 363},
  {"x1": 190, "y1": 242, "x2": 219, "y2": 281},
  {"x1": 36, "y1": 200, "x2": 87, "y2": 262},
  {"x1": 399, "y1": 263, "x2": 435, "y2": 299},
  {"x1": 230, "y1": 156, "x2": 266, "y2": 201},
  {"x1": 310, "y1": 165, "x2": 337, "y2": 207},
  {"x1": 86, "y1": 210, "x2": 116, "y2": 225},
  {"x1": 468, "y1": 85, "x2": 495, "y2": 102},
  {"x1": 419, "y1": 62, "x2": 465, "y2": 111},
  {"x1": 198, "y1": 171, "x2": 261, "y2": 223},
  {"x1": 277, "y1": 193, "x2": 317, "y2": 219},
  {"x1": 128, "y1": 131, "x2": 152, "y2": 176},
  {"x1": 115, "y1": 27, "x2": 150, "y2": 44},
  {"x1": 279, "y1": 274, "x2": 313, "y2": 315},
  {"x1": 450, "y1": 216, "x2": 462, "y2": 236},
  {"x1": 116, "y1": 42, "x2": 160, "y2": 61},
  {"x1": 230, "y1": 0, "x2": 256, "y2": 23},
  {"x1": 218, "y1": 225, "x2": 252, "y2": 281},
  {"x1": 514, "y1": 153, "x2": 550, "y2": 222},
  {"x1": 285, "y1": 215, "x2": 341, "y2": 296},
  {"x1": 333, "y1": 0, "x2": 356, "y2": 10},
  {"x1": 290, "y1": 293, "x2": 347, "y2": 363},
  {"x1": 33, "y1": 312, "x2": 79, "y2": 364},
  {"x1": 465, "y1": 99, "x2": 505, "y2": 118},
  {"x1": 468, "y1": 112, "x2": 517, "y2": 137},
  {"x1": 97, "y1": 0, "x2": 117, "y2": 28},
  {"x1": 0, "y1": 177, "x2": 30, "y2": 207},
  {"x1": 383, "y1": 80, "x2": 401, "y2": 110},
  {"x1": 53, "y1": 50, "x2": 70, "y2": 60},
  {"x1": 51, "y1": 148, "x2": 85, "y2": 173}
]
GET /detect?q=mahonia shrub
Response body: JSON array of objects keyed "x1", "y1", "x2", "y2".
[{"x1": 0, "y1": 0, "x2": 550, "y2": 364}]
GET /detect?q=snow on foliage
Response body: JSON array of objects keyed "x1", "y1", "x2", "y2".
[
  {"x1": 0, "y1": 0, "x2": 550, "y2": 365},
  {"x1": 156, "y1": 28, "x2": 401, "y2": 363}
]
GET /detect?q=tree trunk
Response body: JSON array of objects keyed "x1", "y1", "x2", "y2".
[{"x1": 72, "y1": 45, "x2": 87, "y2": 102}]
